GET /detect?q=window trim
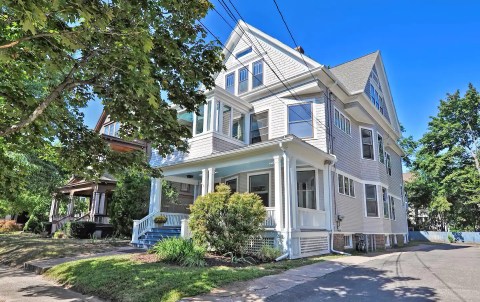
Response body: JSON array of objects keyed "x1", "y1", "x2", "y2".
[
  {"x1": 337, "y1": 173, "x2": 355, "y2": 198},
  {"x1": 382, "y1": 187, "x2": 390, "y2": 219},
  {"x1": 250, "y1": 110, "x2": 269, "y2": 144},
  {"x1": 252, "y1": 60, "x2": 263, "y2": 89},
  {"x1": 236, "y1": 46, "x2": 253, "y2": 58},
  {"x1": 296, "y1": 168, "x2": 318, "y2": 210},
  {"x1": 334, "y1": 107, "x2": 351, "y2": 135},
  {"x1": 344, "y1": 234, "x2": 353, "y2": 249},
  {"x1": 224, "y1": 176, "x2": 239, "y2": 193},
  {"x1": 247, "y1": 171, "x2": 272, "y2": 207},
  {"x1": 360, "y1": 127, "x2": 375, "y2": 160},
  {"x1": 287, "y1": 102, "x2": 314, "y2": 138},
  {"x1": 389, "y1": 196, "x2": 396, "y2": 220},
  {"x1": 385, "y1": 152, "x2": 392, "y2": 176},
  {"x1": 364, "y1": 184, "x2": 380, "y2": 218},
  {"x1": 225, "y1": 72, "x2": 235, "y2": 94},
  {"x1": 238, "y1": 67, "x2": 249, "y2": 94},
  {"x1": 378, "y1": 133, "x2": 385, "y2": 164}
]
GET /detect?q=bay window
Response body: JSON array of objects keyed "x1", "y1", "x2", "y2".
[
  {"x1": 250, "y1": 111, "x2": 268, "y2": 144},
  {"x1": 361, "y1": 128, "x2": 374, "y2": 160},
  {"x1": 232, "y1": 110, "x2": 245, "y2": 141},
  {"x1": 195, "y1": 105, "x2": 204, "y2": 135}
]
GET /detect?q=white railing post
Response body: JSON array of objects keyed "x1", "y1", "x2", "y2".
[
  {"x1": 181, "y1": 219, "x2": 191, "y2": 239},
  {"x1": 131, "y1": 220, "x2": 140, "y2": 244},
  {"x1": 273, "y1": 155, "x2": 283, "y2": 231}
]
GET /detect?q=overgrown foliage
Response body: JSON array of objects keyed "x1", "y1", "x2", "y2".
[
  {"x1": 0, "y1": 0, "x2": 224, "y2": 197},
  {"x1": 65, "y1": 221, "x2": 96, "y2": 239},
  {"x1": 189, "y1": 184, "x2": 267, "y2": 256},
  {"x1": 151, "y1": 237, "x2": 206, "y2": 267},
  {"x1": 406, "y1": 84, "x2": 480, "y2": 231},
  {"x1": 0, "y1": 220, "x2": 22, "y2": 233},
  {"x1": 256, "y1": 245, "x2": 283, "y2": 262}
]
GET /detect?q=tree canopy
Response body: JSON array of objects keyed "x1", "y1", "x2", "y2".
[
  {"x1": 0, "y1": 0, "x2": 223, "y2": 208},
  {"x1": 407, "y1": 84, "x2": 480, "y2": 231}
]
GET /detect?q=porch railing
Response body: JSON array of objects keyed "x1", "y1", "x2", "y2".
[
  {"x1": 264, "y1": 207, "x2": 276, "y2": 229},
  {"x1": 131, "y1": 212, "x2": 189, "y2": 244},
  {"x1": 297, "y1": 208, "x2": 326, "y2": 229}
]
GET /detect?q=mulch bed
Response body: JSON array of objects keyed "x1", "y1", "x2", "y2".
[{"x1": 131, "y1": 252, "x2": 264, "y2": 268}]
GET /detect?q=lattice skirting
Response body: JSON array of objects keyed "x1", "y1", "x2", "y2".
[{"x1": 243, "y1": 231, "x2": 279, "y2": 255}]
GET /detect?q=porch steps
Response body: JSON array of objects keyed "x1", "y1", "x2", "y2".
[{"x1": 133, "y1": 226, "x2": 181, "y2": 249}]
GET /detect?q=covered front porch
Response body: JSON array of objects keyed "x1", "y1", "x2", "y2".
[
  {"x1": 132, "y1": 135, "x2": 336, "y2": 258},
  {"x1": 50, "y1": 175, "x2": 116, "y2": 233}
]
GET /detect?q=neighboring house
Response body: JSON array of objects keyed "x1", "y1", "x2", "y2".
[
  {"x1": 129, "y1": 20, "x2": 408, "y2": 258},
  {"x1": 49, "y1": 112, "x2": 148, "y2": 234},
  {"x1": 403, "y1": 172, "x2": 429, "y2": 230}
]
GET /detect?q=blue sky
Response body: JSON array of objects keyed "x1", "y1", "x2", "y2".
[{"x1": 83, "y1": 0, "x2": 480, "y2": 140}]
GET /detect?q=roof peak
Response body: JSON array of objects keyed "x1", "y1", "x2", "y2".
[{"x1": 331, "y1": 50, "x2": 380, "y2": 69}]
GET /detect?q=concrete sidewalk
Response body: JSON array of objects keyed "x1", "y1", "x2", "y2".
[
  {"x1": 182, "y1": 245, "x2": 430, "y2": 302},
  {"x1": 0, "y1": 265, "x2": 104, "y2": 302}
]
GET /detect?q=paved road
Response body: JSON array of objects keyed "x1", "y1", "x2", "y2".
[
  {"x1": 268, "y1": 244, "x2": 480, "y2": 301},
  {"x1": 0, "y1": 266, "x2": 103, "y2": 302}
]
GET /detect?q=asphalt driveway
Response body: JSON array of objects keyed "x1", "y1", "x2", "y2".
[{"x1": 268, "y1": 244, "x2": 480, "y2": 301}]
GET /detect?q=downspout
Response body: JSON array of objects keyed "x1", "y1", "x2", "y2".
[{"x1": 325, "y1": 86, "x2": 350, "y2": 256}]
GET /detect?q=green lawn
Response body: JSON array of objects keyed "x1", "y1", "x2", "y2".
[
  {"x1": 46, "y1": 253, "x2": 341, "y2": 302},
  {"x1": 0, "y1": 232, "x2": 129, "y2": 267}
]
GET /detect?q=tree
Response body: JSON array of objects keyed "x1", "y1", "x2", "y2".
[
  {"x1": 0, "y1": 1, "x2": 224, "y2": 183},
  {"x1": 189, "y1": 184, "x2": 267, "y2": 256},
  {"x1": 409, "y1": 84, "x2": 480, "y2": 231}
]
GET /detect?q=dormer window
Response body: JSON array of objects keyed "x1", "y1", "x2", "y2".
[
  {"x1": 104, "y1": 122, "x2": 120, "y2": 137},
  {"x1": 236, "y1": 46, "x2": 252, "y2": 58},
  {"x1": 238, "y1": 67, "x2": 248, "y2": 94},
  {"x1": 225, "y1": 72, "x2": 235, "y2": 94}
]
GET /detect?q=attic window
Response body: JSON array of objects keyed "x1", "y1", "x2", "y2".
[{"x1": 236, "y1": 46, "x2": 252, "y2": 58}]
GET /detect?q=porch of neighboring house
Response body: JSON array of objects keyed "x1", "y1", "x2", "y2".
[
  {"x1": 131, "y1": 136, "x2": 336, "y2": 259},
  {"x1": 50, "y1": 175, "x2": 116, "y2": 236}
]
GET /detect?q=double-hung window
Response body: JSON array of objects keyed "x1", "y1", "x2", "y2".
[
  {"x1": 249, "y1": 173, "x2": 269, "y2": 207},
  {"x1": 344, "y1": 235, "x2": 353, "y2": 248},
  {"x1": 378, "y1": 134, "x2": 385, "y2": 164},
  {"x1": 250, "y1": 111, "x2": 269, "y2": 144},
  {"x1": 232, "y1": 111, "x2": 245, "y2": 141},
  {"x1": 386, "y1": 153, "x2": 392, "y2": 175},
  {"x1": 225, "y1": 72, "x2": 235, "y2": 94},
  {"x1": 195, "y1": 104, "x2": 205, "y2": 135},
  {"x1": 334, "y1": 109, "x2": 351, "y2": 134},
  {"x1": 288, "y1": 103, "x2": 313, "y2": 138},
  {"x1": 361, "y1": 128, "x2": 374, "y2": 160},
  {"x1": 252, "y1": 60, "x2": 263, "y2": 88},
  {"x1": 238, "y1": 67, "x2": 249, "y2": 94},
  {"x1": 365, "y1": 184, "x2": 379, "y2": 217},
  {"x1": 297, "y1": 170, "x2": 316, "y2": 209},
  {"x1": 382, "y1": 187, "x2": 389, "y2": 219},
  {"x1": 389, "y1": 196, "x2": 396, "y2": 220},
  {"x1": 338, "y1": 174, "x2": 355, "y2": 197}
]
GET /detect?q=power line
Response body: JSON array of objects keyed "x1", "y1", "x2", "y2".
[
  {"x1": 213, "y1": 0, "x2": 331, "y2": 136},
  {"x1": 198, "y1": 19, "x2": 325, "y2": 135}
]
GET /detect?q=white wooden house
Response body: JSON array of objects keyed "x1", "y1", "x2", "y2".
[{"x1": 131, "y1": 20, "x2": 408, "y2": 258}]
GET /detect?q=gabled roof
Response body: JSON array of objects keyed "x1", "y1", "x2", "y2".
[{"x1": 330, "y1": 51, "x2": 379, "y2": 94}]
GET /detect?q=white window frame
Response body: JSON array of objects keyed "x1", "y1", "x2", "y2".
[
  {"x1": 382, "y1": 187, "x2": 390, "y2": 219},
  {"x1": 297, "y1": 168, "x2": 320, "y2": 210},
  {"x1": 334, "y1": 107, "x2": 351, "y2": 135},
  {"x1": 225, "y1": 72, "x2": 235, "y2": 94},
  {"x1": 338, "y1": 173, "x2": 355, "y2": 198},
  {"x1": 250, "y1": 110, "x2": 269, "y2": 144},
  {"x1": 287, "y1": 102, "x2": 314, "y2": 139},
  {"x1": 360, "y1": 127, "x2": 375, "y2": 160},
  {"x1": 378, "y1": 133, "x2": 385, "y2": 164},
  {"x1": 364, "y1": 184, "x2": 380, "y2": 218},
  {"x1": 344, "y1": 234, "x2": 353, "y2": 249},
  {"x1": 247, "y1": 171, "x2": 272, "y2": 207},
  {"x1": 389, "y1": 196, "x2": 396, "y2": 220},
  {"x1": 238, "y1": 67, "x2": 249, "y2": 94},
  {"x1": 385, "y1": 152, "x2": 392, "y2": 176},
  {"x1": 224, "y1": 176, "x2": 239, "y2": 193},
  {"x1": 252, "y1": 60, "x2": 263, "y2": 89}
]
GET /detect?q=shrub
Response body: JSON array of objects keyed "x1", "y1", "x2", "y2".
[
  {"x1": 447, "y1": 234, "x2": 455, "y2": 243},
  {"x1": 189, "y1": 184, "x2": 267, "y2": 256},
  {"x1": 151, "y1": 237, "x2": 206, "y2": 267},
  {"x1": 53, "y1": 231, "x2": 66, "y2": 239},
  {"x1": 65, "y1": 221, "x2": 96, "y2": 239},
  {"x1": 41, "y1": 222, "x2": 52, "y2": 234},
  {"x1": 256, "y1": 245, "x2": 283, "y2": 262},
  {"x1": 24, "y1": 215, "x2": 42, "y2": 233},
  {"x1": 154, "y1": 215, "x2": 168, "y2": 224},
  {"x1": 0, "y1": 220, "x2": 22, "y2": 233}
]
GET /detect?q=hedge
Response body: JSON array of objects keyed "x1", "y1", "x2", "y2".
[{"x1": 65, "y1": 221, "x2": 96, "y2": 239}]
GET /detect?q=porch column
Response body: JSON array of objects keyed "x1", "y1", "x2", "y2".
[
  {"x1": 149, "y1": 178, "x2": 162, "y2": 214},
  {"x1": 67, "y1": 192, "x2": 75, "y2": 216},
  {"x1": 193, "y1": 184, "x2": 199, "y2": 201},
  {"x1": 273, "y1": 155, "x2": 284, "y2": 231},
  {"x1": 49, "y1": 194, "x2": 58, "y2": 222},
  {"x1": 289, "y1": 157, "x2": 298, "y2": 230},
  {"x1": 283, "y1": 153, "x2": 291, "y2": 231},
  {"x1": 207, "y1": 167, "x2": 215, "y2": 193},
  {"x1": 323, "y1": 163, "x2": 333, "y2": 231},
  {"x1": 201, "y1": 168, "x2": 208, "y2": 196}
]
